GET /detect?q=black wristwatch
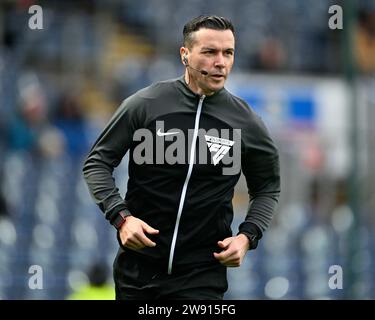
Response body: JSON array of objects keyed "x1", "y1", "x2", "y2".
[{"x1": 112, "y1": 209, "x2": 132, "y2": 230}]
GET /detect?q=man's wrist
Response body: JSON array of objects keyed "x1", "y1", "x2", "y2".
[
  {"x1": 238, "y1": 232, "x2": 259, "y2": 250},
  {"x1": 237, "y1": 233, "x2": 251, "y2": 250},
  {"x1": 112, "y1": 209, "x2": 132, "y2": 230}
]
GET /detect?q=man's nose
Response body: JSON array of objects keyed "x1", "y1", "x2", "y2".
[{"x1": 214, "y1": 53, "x2": 225, "y2": 68}]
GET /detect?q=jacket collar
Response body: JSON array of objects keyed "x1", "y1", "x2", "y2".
[{"x1": 176, "y1": 75, "x2": 226, "y2": 100}]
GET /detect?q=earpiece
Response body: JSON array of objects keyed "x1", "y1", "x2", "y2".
[{"x1": 183, "y1": 55, "x2": 188, "y2": 66}]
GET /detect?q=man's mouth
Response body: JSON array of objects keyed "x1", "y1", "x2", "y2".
[{"x1": 211, "y1": 74, "x2": 225, "y2": 79}]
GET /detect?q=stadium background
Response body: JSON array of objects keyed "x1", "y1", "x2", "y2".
[{"x1": 0, "y1": 0, "x2": 374, "y2": 299}]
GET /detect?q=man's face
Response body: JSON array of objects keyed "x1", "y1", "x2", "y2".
[{"x1": 182, "y1": 28, "x2": 235, "y2": 95}]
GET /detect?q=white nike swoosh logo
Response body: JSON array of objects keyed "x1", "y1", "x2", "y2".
[{"x1": 157, "y1": 128, "x2": 180, "y2": 136}]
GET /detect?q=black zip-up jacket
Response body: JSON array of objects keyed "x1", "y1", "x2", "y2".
[{"x1": 83, "y1": 76, "x2": 280, "y2": 274}]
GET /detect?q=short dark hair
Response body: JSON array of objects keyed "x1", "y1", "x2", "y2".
[{"x1": 183, "y1": 15, "x2": 235, "y2": 48}]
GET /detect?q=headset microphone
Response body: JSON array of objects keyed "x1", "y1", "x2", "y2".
[
  {"x1": 189, "y1": 66, "x2": 208, "y2": 76},
  {"x1": 183, "y1": 56, "x2": 209, "y2": 76}
]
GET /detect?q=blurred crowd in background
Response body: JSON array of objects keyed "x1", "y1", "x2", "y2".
[{"x1": 0, "y1": 0, "x2": 374, "y2": 299}]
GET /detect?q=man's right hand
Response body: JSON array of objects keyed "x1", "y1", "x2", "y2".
[{"x1": 118, "y1": 216, "x2": 159, "y2": 250}]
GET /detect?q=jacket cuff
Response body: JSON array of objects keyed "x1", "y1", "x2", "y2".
[{"x1": 237, "y1": 223, "x2": 263, "y2": 250}]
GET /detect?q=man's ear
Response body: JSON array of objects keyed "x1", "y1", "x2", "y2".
[{"x1": 180, "y1": 47, "x2": 189, "y2": 65}]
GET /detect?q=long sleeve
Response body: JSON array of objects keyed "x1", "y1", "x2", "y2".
[
  {"x1": 82, "y1": 95, "x2": 145, "y2": 224},
  {"x1": 238, "y1": 115, "x2": 280, "y2": 246}
]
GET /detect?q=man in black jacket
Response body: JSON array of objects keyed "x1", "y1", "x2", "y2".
[{"x1": 83, "y1": 15, "x2": 280, "y2": 300}]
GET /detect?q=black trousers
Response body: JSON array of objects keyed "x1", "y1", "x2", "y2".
[{"x1": 113, "y1": 250, "x2": 228, "y2": 300}]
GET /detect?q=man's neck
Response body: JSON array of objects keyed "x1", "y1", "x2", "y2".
[{"x1": 184, "y1": 72, "x2": 215, "y2": 96}]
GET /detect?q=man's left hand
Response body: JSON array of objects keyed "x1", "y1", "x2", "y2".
[{"x1": 213, "y1": 234, "x2": 250, "y2": 267}]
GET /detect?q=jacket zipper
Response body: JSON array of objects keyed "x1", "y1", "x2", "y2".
[{"x1": 167, "y1": 95, "x2": 205, "y2": 274}]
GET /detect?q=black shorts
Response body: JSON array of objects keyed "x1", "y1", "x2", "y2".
[{"x1": 113, "y1": 250, "x2": 228, "y2": 300}]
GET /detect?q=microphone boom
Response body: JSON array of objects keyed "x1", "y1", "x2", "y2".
[{"x1": 187, "y1": 64, "x2": 208, "y2": 76}]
